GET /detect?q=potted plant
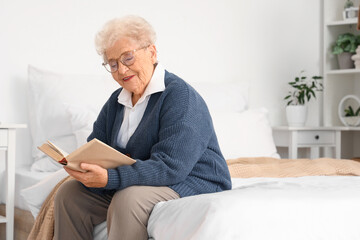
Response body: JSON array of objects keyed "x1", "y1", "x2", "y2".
[
  {"x1": 343, "y1": 0, "x2": 358, "y2": 20},
  {"x1": 332, "y1": 33, "x2": 360, "y2": 69},
  {"x1": 344, "y1": 105, "x2": 360, "y2": 126},
  {"x1": 284, "y1": 71, "x2": 323, "y2": 127},
  {"x1": 344, "y1": 0, "x2": 354, "y2": 9}
]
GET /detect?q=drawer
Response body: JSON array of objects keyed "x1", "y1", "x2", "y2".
[
  {"x1": 297, "y1": 131, "x2": 335, "y2": 145},
  {"x1": 0, "y1": 129, "x2": 8, "y2": 147}
]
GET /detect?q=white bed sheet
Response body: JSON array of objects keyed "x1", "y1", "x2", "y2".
[
  {"x1": 18, "y1": 173, "x2": 360, "y2": 240},
  {"x1": 0, "y1": 166, "x2": 51, "y2": 210},
  {"x1": 147, "y1": 176, "x2": 360, "y2": 240}
]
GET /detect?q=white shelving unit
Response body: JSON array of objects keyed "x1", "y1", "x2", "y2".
[{"x1": 323, "y1": 0, "x2": 360, "y2": 158}]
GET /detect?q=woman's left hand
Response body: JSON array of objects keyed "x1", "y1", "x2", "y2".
[{"x1": 64, "y1": 163, "x2": 108, "y2": 188}]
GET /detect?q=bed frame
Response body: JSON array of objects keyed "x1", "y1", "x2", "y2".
[{"x1": 0, "y1": 204, "x2": 33, "y2": 240}]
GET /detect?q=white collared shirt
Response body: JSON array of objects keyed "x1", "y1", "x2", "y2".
[{"x1": 116, "y1": 63, "x2": 165, "y2": 148}]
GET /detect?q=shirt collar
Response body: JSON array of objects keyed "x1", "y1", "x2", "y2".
[{"x1": 117, "y1": 63, "x2": 165, "y2": 108}]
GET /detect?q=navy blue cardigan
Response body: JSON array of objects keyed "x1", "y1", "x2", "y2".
[{"x1": 87, "y1": 71, "x2": 231, "y2": 197}]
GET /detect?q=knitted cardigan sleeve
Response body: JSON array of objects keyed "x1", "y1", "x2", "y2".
[{"x1": 104, "y1": 80, "x2": 214, "y2": 191}]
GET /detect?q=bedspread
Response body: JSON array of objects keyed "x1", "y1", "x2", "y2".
[{"x1": 227, "y1": 157, "x2": 360, "y2": 178}]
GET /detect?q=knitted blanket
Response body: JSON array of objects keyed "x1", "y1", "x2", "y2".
[
  {"x1": 227, "y1": 157, "x2": 360, "y2": 178},
  {"x1": 28, "y1": 158, "x2": 360, "y2": 240}
]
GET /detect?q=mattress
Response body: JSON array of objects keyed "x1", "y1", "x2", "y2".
[
  {"x1": 147, "y1": 176, "x2": 360, "y2": 240},
  {"x1": 15, "y1": 172, "x2": 360, "y2": 240}
]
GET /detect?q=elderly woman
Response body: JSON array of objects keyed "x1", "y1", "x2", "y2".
[{"x1": 54, "y1": 15, "x2": 231, "y2": 240}]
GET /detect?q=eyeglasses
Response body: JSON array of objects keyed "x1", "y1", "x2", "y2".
[{"x1": 102, "y1": 45, "x2": 149, "y2": 73}]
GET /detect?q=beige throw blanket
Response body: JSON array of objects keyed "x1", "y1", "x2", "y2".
[
  {"x1": 227, "y1": 157, "x2": 360, "y2": 178},
  {"x1": 28, "y1": 158, "x2": 360, "y2": 240}
]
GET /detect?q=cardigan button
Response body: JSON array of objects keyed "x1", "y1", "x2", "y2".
[{"x1": 126, "y1": 153, "x2": 131, "y2": 157}]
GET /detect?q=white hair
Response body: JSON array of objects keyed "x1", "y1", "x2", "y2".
[{"x1": 95, "y1": 15, "x2": 156, "y2": 60}]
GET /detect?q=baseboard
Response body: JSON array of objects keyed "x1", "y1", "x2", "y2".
[{"x1": 0, "y1": 204, "x2": 34, "y2": 240}]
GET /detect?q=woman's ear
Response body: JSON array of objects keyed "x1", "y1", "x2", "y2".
[{"x1": 149, "y1": 44, "x2": 157, "y2": 64}]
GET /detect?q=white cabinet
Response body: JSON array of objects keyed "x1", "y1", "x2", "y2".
[
  {"x1": 273, "y1": 126, "x2": 342, "y2": 159},
  {"x1": 0, "y1": 124, "x2": 26, "y2": 240},
  {"x1": 323, "y1": 0, "x2": 360, "y2": 158}
]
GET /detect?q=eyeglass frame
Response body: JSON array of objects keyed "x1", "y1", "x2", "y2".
[{"x1": 102, "y1": 45, "x2": 150, "y2": 73}]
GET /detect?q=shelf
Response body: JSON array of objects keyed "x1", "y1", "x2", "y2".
[
  {"x1": 323, "y1": 1, "x2": 360, "y2": 158},
  {"x1": 326, "y1": 19, "x2": 357, "y2": 26},
  {"x1": 345, "y1": 126, "x2": 360, "y2": 130},
  {"x1": 326, "y1": 69, "x2": 360, "y2": 75},
  {"x1": 323, "y1": 126, "x2": 360, "y2": 131}
]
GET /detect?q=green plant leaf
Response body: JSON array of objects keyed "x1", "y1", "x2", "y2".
[
  {"x1": 350, "y1": 106, "x2": 354, "y2": 115},
  {"x1": 355, "y1": 107, "x2": 360, "y2": 116},
  {"x1": 309, "y1": 89, "x2": 316, "y2": 98},
  {"x1": 332, "y1": 33, "x2": 358, "y2": 54},
  {"x1": 345, "y1": 105, "x2": 355, "y2": 116},
  {"x1": 298, "y1": 91, "x2": 305, "y2": 104},
  {"x1": 354, "y1": 107, "x2": 360, "y2": 116},
  {"x1": 284, "y1": 71, "x2": 323, "y2": 106}
]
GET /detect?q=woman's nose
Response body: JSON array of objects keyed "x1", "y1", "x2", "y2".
[{"x1": 117, "y1": 62, "x2": 129, "y2": 75}]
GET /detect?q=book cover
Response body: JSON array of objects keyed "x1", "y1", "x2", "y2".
[{"x1": 38, "y1": 138, "x2": 136, "y2": 172}]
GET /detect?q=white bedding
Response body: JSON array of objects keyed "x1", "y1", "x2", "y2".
[
  {"x1": 147, "y1": 176, "x2": 360, "y2": 240},
  {"x1": 0, "y1": 166, "x2": 51, "y2": 210},
  {"x1": 53, "y1": 176, "x2": 360, "y2": 240}
]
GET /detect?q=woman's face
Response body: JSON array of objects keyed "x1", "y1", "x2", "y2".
[{"x1": 105, "y1": 37, "x2": 157, "y2": 99}]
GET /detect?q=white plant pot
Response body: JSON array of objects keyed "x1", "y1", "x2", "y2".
[
  {"x1": 344, "y1": 116, "x2": 360, "y2": 126},
  {"x1": 286, "y1": 105, "x2": 307, "y2": 127}
]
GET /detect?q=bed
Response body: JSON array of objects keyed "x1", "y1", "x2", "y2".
[{"x1": 2, "y1": 65, "x2": 360, "y2": 240}]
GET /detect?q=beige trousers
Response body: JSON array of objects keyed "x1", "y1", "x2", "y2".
[{"x1": 53, "y1": 179, "x2": 179, "y2": 240}]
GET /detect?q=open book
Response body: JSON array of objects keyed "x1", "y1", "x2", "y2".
[{"x1": 38, "y1": 138, "x2": 136, "y2": 172}]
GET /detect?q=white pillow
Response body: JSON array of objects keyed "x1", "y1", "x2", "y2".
[
  {"x1": 28, "y1": 65, "x2": 117, "y2": 171},
  {"x1": 66, "y1": 104, "x2": 97, "y2": 147},
  {"x1": 20, "y1": 168, "x2": 69, "y2": 218},
  {"x1": 190, "y1": 81, "x2": 248, "y2": 113},
  {"x1": 211, "y1": 108, "x2": 280, "y2": 159}
]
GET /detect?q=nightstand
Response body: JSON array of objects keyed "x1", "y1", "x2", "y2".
[
  {"x1": 0, "y1": 124, "x2": 26, "y2": 240},
  {"x1": 272, "y1": 126, "x2": 347, "y2": 159}
]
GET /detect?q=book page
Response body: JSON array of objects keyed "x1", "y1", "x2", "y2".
[
  {"x1": 38, "y1": 143, "x2": 66, "y2": 163},
  {"x1": 46, "y1": 140, "x2": 69, "y2": 156}
]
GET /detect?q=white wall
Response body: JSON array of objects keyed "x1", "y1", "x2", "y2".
[{"x1": 0, "y1": 0, "x2": 322, "y2": 167}]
